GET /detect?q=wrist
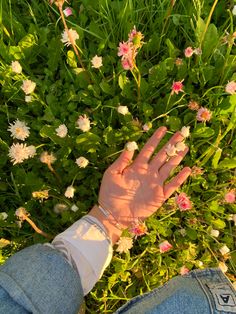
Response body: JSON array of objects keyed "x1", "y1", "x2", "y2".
[{"x1": 89, "y1": 205, "x2": 122, "y2": 245}]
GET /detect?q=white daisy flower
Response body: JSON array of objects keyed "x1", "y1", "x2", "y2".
[
  {"x1": 8, "y1": 119, "x2": 30, "y2": 141},
  {"x1": 61, "y1": 29, "x2": 79, "y2": 47},
  {"x1": 75, "y1": 157, "x2": 89, "y2": 168},
  {"x1": 56, "y1": 124, "x2": 68, "y2": 138},
  {"x1": 117, "y1": 105, "x2": 129, "y2": 115},
  {"x1": 126, "y1": 141, "x2": 138, "y2": 151},
  {"x1": 21, "y1": 80, "x2": 36, "y2": 94},
  {"x1": 91, "y1": 55, "x2": 103, "y2": 68},
  {"x1": 64, "y1": 186, "x2": 75, "y2": 198},
  {"x1": 11, "y1": 61, "x2": 22, "y2": 74}
]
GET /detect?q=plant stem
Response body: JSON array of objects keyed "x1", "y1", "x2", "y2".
[
  {"x1": 24, "y1": 216, "x2": 51, "y2": 239},
  {"x1": 58, "y1": 4, "x2": 85, "y2": 70},
  {"x1": 200, "y1": 0, "x2": 219, "y2": 48}
]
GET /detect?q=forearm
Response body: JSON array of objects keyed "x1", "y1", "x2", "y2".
[{"x1": 89, "y1": 204, "x2": 122, "y2": 245}]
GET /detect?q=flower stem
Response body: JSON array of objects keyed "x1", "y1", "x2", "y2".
[
  {"x1": 58, "y1": 4, "x2": 85, "y2": 70},
  {"x1": 24, "y1": 216, "x2": 51, "y2": 239},
  {"x1": 199, "y1": 0, "x2": 219, "y2": 48}
]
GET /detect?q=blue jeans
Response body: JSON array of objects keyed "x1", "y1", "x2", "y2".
[{"x1": 0, "y1": 244, "x2": 235, "y2": 313}]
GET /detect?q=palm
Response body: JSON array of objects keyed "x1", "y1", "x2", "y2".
[{"x1": 99, "y1": 127, "x2": 191, "y2": 228}]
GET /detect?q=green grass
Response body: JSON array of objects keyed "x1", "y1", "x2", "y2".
[{"x1": 0, "y1": 0, "x2": 236, "y2": 313}]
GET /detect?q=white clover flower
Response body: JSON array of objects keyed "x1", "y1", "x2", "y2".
[
  {"x1": 233, "y1": 5, "x2": 236, "y2": 16},
  {"x1": 0, "y1": 212, "x2": 8, "y2": 220},
  {"x1": 219, "y1": 245, "x2": 230, "y2": 256},
  {"x1": 91, "y1": 55, "x2": 103, "y2": 68},
  {"x1": 25, "y1": 95, "x2": 32, "y2": 103},
  {"x1": 26, "y1": 145, "x2": 36, "y2": 158},
  {"x1": 218, "y1": 261, "x2": 228, "y2": 273},
  {"x1": 8, "y1": 143, "x2": 35, "y2": 165},
  {"x1": 56, "y1": 124, "x2": 68, "y2": 138},
  {"x1": 175, "y1": 141, "x2": 186, "y2": 152},
  {"x1": 64, "y1": 186, "x2": 75, "y2": 198},
  {"x1": 71, "y1": 204, "x2": 79, "y2": 212},
  {"x1": 21, "y1": 80, "x2": 36, "y2": 95},
  {"x1": 76, "y1": 114, "x2": 91, "y2": 132},
  {"x1": 165, "y1": 143, "x2": 177, "y2": 157},
  {"x1": 126, "y1": 141, "x2": 138, "y2": 152},
  {"x1": 210, "y1": 229, "x2": 220, "y2": 237},
  {"x1": 116, "y1": 237, "x2": 133, "y2": 253},
  {"x1": 11, "y1": 61, "x2": 22, "y2": 74},
  {"x1": 15, "y1": 207, "x2": 28, "y2": 220},
  {"x1": 225, "y1": 81, "x2": 236, "y2": 95},
  {"x1": 53, "y1": 203, "x2": 68, "y2": 214},
  {"x1": 117, "y1": 105, "x2": 129, "y2": 115},
  {"x1": 8, "y1": 119, "x2": 30, "y2": 141},
  {"x1": 40, "y1": 151, "x2": 56, "y2": 165},
  {"x1": 61, "y1": 29, "x2": 79, "y2": 47},
  {"x1": 180, "y1": 126, "x2": 190, "y2": 138},
  {"x1": 142, "y1": 122, "x2": 152, "y2": 132},
  {"x1": 75, "y1": 156, "x2": 89, "y2": 168}
]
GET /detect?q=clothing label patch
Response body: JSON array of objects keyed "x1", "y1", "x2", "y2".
[{"x1": 207, "y1": 283, "x2": 236, "y2": 313}]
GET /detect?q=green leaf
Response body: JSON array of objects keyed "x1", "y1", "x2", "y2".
[
  {"x1": 212, "y1": 219, "x2": 226, "y2": 229},
  {"x1": 202, "y1": 24, "x2": 219, "y2": 60},
  {"x1": 100, "y1": 80, "x2": 114, "y2": 95},
  {"x1": 186, "y1": 228, "x2": 197, "y2": 240},
  {"x1": 76, "y1": 132, "x2": 100, "y2": 151},
  {"x1": 218, "y1": 157, "x2": 236, "y2": 169},
  {"x1": 118, "y1": 73, "x2": 128, "y2": 90},
  {"x1": 193, "y1": 125, "x2": 215, "y2": 138},
  {"x1": 40, "y1": 125, "x2": 71, "y2": 146},
  {"x1": 67, "y1": 50, "x2": 77, "y2": 68},
  {"x1": 212, "y1": 148, "x2": 222, "y2": 169},
  {"x1": 166, "y1": 116, "x2": 181, "y2": 131},
  {"x1": 195, "y1": 17, "x2": 206, "y2": 44}
]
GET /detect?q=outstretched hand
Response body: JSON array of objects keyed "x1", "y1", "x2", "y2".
[
  {"x1": 98, "y1": 127, "x2": 191, "y2": 228},
  {"x1": 90, "y1": 126, "x2": 191, "y2": 243}
]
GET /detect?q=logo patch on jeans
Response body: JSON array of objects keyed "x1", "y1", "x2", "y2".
[{"x1": 207, "y1": 283, "x2": 236, "y2": 313}]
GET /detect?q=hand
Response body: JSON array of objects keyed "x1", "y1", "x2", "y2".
[{"x1": 90, "y1": 127, "x2": 191, "y2": 243}]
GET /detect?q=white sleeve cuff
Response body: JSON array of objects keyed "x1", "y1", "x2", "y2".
[{"x1": 51, "y1": 215, "x2": 113, "y2": 295}]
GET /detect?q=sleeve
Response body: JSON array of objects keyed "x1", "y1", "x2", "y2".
[
  {"x1": 0, "y1": 244, "x2": 83, "y2": 314},
  {"x1": 51, "y1": 215, "x2": 113, "y2": 295}
]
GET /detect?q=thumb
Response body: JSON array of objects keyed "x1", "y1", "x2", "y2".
[{"x1": 110, "y1": 149, "x2": 134, "y2": 174}]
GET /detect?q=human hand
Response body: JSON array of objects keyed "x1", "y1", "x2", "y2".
[{"x1": 90, "y1": 127, "x2": 191, "y2": 243}]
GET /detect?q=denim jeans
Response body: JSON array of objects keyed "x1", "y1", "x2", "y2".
[{"x1": 0, "y1": 244, "x2": 235, "y2": 314}]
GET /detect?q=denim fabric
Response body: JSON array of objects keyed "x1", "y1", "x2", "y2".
[
  {"x1": 0, "y1": 244, "x2": 236, "y2": 314},
  {"x1": 0, "y1": 244, "x2": 83, "y2": 314},
  {"x1": 116, "y1": 268, "x2": 236, "y2": 314}
]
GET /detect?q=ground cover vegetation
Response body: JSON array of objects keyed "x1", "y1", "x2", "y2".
[{"x1": 0, "y1": 0, "x2": 236, "y2": 312}]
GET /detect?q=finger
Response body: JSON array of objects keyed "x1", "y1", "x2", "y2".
[
  {"x1": 149, "y1": 131, "x2": 184, "y2": 170},
  {"x1": 163, "y1": 167, "x2": 192, "y2": 199},
  {"x1": 132, "y1": 126, "x2": 167, "y2": 166},
  {"x1": 110, "y1": 149, "x2": 134, "y2": 174},
  {"x1": 159, "y1": 146, "x2": 189, "y2": 181}
]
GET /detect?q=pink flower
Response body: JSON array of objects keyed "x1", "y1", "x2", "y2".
[
  {"x1": 130, "y1": 220, "x2": 148, "y2": 237},
  {"x1": 118, "y1": 41, "x2": 133, "y2": 57},
  {"x1": 171, "y1": 80, "x2": 184, "y2": 95},
  {"x1": 176, "y1": 192, "x2": 192, "y2": 211},
  {"x1": 196, "y1": 107, "x2": 212, "y2": 122},
  {"x1": 159, "y1": 240, "x2": 173, "y2": 253},
  {"x1": 184, "y1": 47, "x2": 194, "y2": 58},
  {"x1": 224, "y1": 190, "x2": 235, "y2": 203},
  {"x1": 175, "y1": 58, "x2": 183, "y2": 66},
  {"x1": 63, "y1": 7, "x2": 73, "y2": 17},
  {"x1": 121, "y1": 57, "x2": 133, "y2": 70},
  {"x1": 180, "y1": 265, "x2": 190, "y2": 275},
  {"x1": 225, "y1": 81, "x2": 236, "y2": 95}
]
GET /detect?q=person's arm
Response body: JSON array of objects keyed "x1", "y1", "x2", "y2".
[
  {"x1": 51, "y1": 127, "x2": 191, "y2": 295},
  {"x1": 0, "y1": 127, "x2": 191, "y2": 313}
]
